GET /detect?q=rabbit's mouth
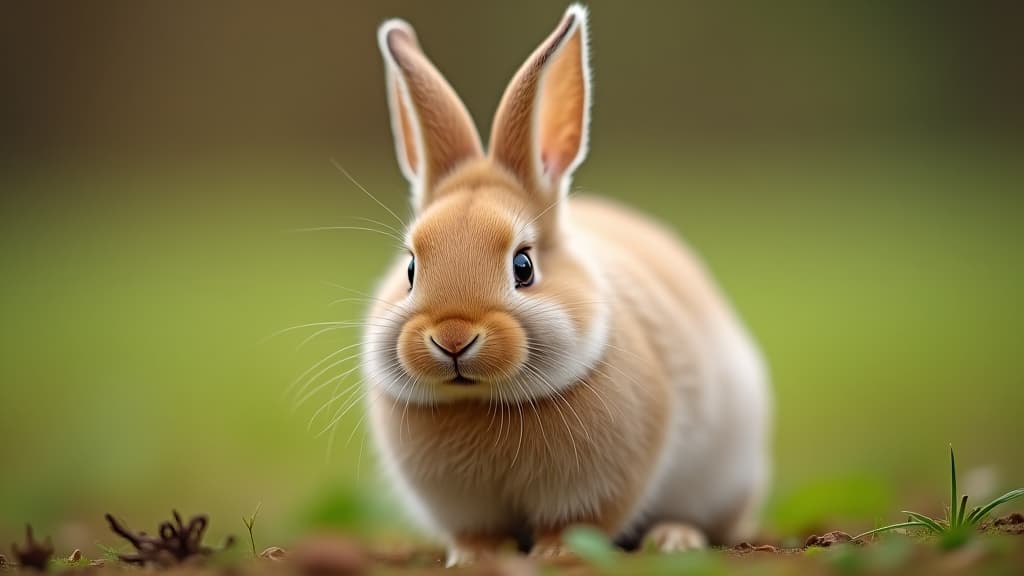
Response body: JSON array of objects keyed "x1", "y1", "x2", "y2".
[
  {"x1": 448, "y1": 375, "x2": 477, "y2": 386},
  {"x1": 448, "y1": 362, "x2": 477, "y2": 385}
]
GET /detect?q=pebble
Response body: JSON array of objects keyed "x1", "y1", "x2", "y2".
[
  {"x1": 260, "y1": 547, "x2": 286, "y2": 561},
  {"x1": 805, "y1": 531, "x2": 854, "y2": 548}
]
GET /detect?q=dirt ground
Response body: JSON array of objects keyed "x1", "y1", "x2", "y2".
[{"x1": 4, "y1": 513, "x2": 1023, "y2": 576}]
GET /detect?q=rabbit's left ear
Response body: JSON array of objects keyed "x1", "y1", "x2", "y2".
[
  {"x1": 489, "y1": 4, "x2": 591, "y2": 199},
  {"x1": 378, "y1": 19, "x2": 483, "y2": 211}
]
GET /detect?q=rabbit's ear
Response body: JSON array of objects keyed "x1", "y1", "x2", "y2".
[
  {"x1": 378, "y1": 20, "x2": 483, "y2": 210},
  {"x1": 489, "y1": 4, "x2": 591, "y2": 199}
]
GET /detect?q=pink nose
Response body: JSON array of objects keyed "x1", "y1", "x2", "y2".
[{"x1": 430, "y1": 319, "x2": 479, "y2": 357}]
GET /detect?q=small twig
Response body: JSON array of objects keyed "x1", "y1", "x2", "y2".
[
  {"x1": 10, "y1": 525, "x2": 54, "y2": 571},
  {"x1": 105, "y1": 511, "x2": 233, "y2": 566}
]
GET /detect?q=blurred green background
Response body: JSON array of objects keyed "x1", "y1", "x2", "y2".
[{"x1": 1, "y1": 0, "x2": 1022, "y2": 551}]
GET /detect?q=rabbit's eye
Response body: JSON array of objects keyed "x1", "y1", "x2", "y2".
[
  {"x1": 407, "y1": 256, "x2": 415, "y2": 288},
  {"x1": 513, "y1": 250, "x2": 534, "y2": 288}
]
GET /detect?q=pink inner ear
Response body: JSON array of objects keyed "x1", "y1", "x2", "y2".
[
  {"x1": 540, "y1": 149, "x2": 568, "y2": 183},
  {"x1": 535, "y1": 20, "x2": 586, "y2": 188},
  {"x1": 541, "y1": 152, "x2": 556, "y2": 179}
]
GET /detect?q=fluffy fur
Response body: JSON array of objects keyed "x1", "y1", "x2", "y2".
[{"x1": 362, "y1": 4, "x2": 771, "y2": 566}]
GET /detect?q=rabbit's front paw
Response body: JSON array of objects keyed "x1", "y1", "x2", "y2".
[
  {"x1": 445, "y1": 536, "x2": 503, "y2": 567},
  {"x1": 644, "y1": 522, "x2": 707, "y2": 553},
  {"x1": 529, "y1": 533, "x2": 573, "y2": 561}
]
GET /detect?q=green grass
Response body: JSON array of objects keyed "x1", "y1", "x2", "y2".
[{"x1": 854, "y1": 447, "x2": 1024, "y2": 547}]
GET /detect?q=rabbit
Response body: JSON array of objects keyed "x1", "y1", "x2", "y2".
[{"x1": 360, "y1": 4, "x2": 771, "y2": 566}]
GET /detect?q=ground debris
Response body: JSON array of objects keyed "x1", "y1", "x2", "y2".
[
  {"x1": 0, "y1": 553, "x2": 8, "y2": 569},
  {"x1": 10, "y1": 525, "x2": 54, "y2": 571},
  {"x1": 990, "y1": 512, "x2": 1024, "y2": 535},
  {"x1": 804, "y1": 530, "x2": 856, "y2": 548},
  {"x1": 105, "y1": 510, "x2": 235, "y2": 567},
  {"x1": 259, "y1": 547, "x2": 286, "y2": 561},
  {"x1": 994, "y1": 512, "x2": 1023, "y2": 526},
  {"x1": 474, "y1": 556, "x2": 537, "y2": 576},
  {"x1": 731, "y1": 542, "x2": 780, "y2": 555}
]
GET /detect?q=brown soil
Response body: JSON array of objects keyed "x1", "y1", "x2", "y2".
[{"x1": 5, "y1": 514, "x2": 1024, "y2": 576}]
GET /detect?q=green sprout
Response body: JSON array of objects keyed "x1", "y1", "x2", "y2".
[
  {"x1": 854, "y1": 447, "x2": 1024, "y2": 547},
  {"x1": 242, "y1": 502, "x2": 263, "y2": 557},
  {"x1": 95, "y1": 543, "x2": 124, "y2": 563},
  {"x1": 563, "y1": 525, "x2": 617, "y2": 568}
]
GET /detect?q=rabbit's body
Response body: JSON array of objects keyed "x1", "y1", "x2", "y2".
[
  {"x1": 569, "y1": 196, "x2": 769, "y2": 543},
  {"x1": 368, "y1": 193, "x2": 768, "y2": 548},
  {"x1": 362, "y1": 5, "x2": 771, "y2": 564}
]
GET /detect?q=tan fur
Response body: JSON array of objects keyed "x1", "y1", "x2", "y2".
[
  {"x1": 380, "y1": 21, "x2": 483, "y2": 204},
  {"x1": 365, "y1": 5, "x2": 771, "y2": 566},
  {"x1": 489, "y1": 10, "x2": 583, "y2": 192}
]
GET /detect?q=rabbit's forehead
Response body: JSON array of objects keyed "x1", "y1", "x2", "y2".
[{"x1": 409, "y1": 190, "x2": 526, "y2": 261}]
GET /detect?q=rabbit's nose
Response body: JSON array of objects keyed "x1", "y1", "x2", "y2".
[{"x1": 429, "y1": 319, "x2": 480, "y2": 358}]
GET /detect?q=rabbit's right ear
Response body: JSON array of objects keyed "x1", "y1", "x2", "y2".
[
  {"x1": 378, "y1": 20, "x2": 483, "y2": 212},
  {"x1": 489, "y1": 5, "x2": 591, "y2": 203}
]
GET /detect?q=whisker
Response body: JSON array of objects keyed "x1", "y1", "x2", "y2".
[
  {"x1": 352, "y1": 216, "x2": 407, "y2": 241},
  {"x1": 285, "y1": 341, "x2": 361, "y2": 397},
  {"x1": 514, "y1": 190, "x2": 577, "y2": 238},
  {"x1": 330, "y1": 159, "x2": 406, "y2": 228},
  {"x1": 324, "y1": 282, "x2": 409, "y2": 316},
  {"x1": 526, "y1": 351, "x2": 621, "y2": 423},
  {"x1": 509, "y1": 377, "x2": 526, "y2": 468},
  {"x1": 260, "y1": 321, "x2": 358, "y2": 345},
  {"x1": 292, "y1": 349, "x2": 369, "y2": 403},
  {"x1": 301, "y1": 366, "x2": 362, "y2": 421},
  {"x1": 289, "y1": 225, "x2": 405, "y2": 245},
  {"x1": 316, "y1": 389, "x2": 368, "y2": 438},
  {"x1": 521, "y1": 363, "x2": 581, "y2": 471}
]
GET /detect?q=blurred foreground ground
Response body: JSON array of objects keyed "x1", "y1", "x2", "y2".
[{"x1": 3, "y1": 512, "x2": 1024, "y2": 575}]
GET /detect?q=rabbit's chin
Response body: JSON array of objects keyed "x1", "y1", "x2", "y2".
[{"x1": 369, "y1": 361, "x2": 592, "y2": 406}]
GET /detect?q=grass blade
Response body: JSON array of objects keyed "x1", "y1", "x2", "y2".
[
  {"x1": 966, "y1": 488, "x2": 1024, "y2": 525},
  {"x1": 956, "y1": 494, "x2": 968, "y2": 527},
  {"x1": 965, "y1": 506, "x2": 981, "y2": 524},
  {"x1": 949, "y1": 446, "x2": 958, "y2": 527},
  {"x1": 902, "y1": 511, "x2": 945, "y2": 534},
  {"x1": 853, "y1": 521, "x2": 929, "y2": 541}
]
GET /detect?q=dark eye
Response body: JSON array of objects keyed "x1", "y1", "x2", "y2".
[
  {"x1": 407, "y1": 256, "x2": 415, "y2": 288},
  {"x1": 513, "y1": 250, "x2": 534, "y2": 288}
]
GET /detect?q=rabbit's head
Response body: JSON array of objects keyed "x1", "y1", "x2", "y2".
[{"x1": 364, "y1": 5, "x2": 609, "y2": 405}]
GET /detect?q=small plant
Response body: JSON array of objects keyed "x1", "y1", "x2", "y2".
[
  {"x1": 95, "y1": 543, "x2": 124, "y2": 563},
  {"x1": 242, "y1": 502, "x2": 263, "y2": 558},
  {"x1": 10, "y1": 525, "x2": 54, "y2": 572},
  {"x1": 105, "y1": 510, "x2": 235, "y2": 566},
  {"x1": 854, "y1": 447, "x2": 1024, "y2": 547}
]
